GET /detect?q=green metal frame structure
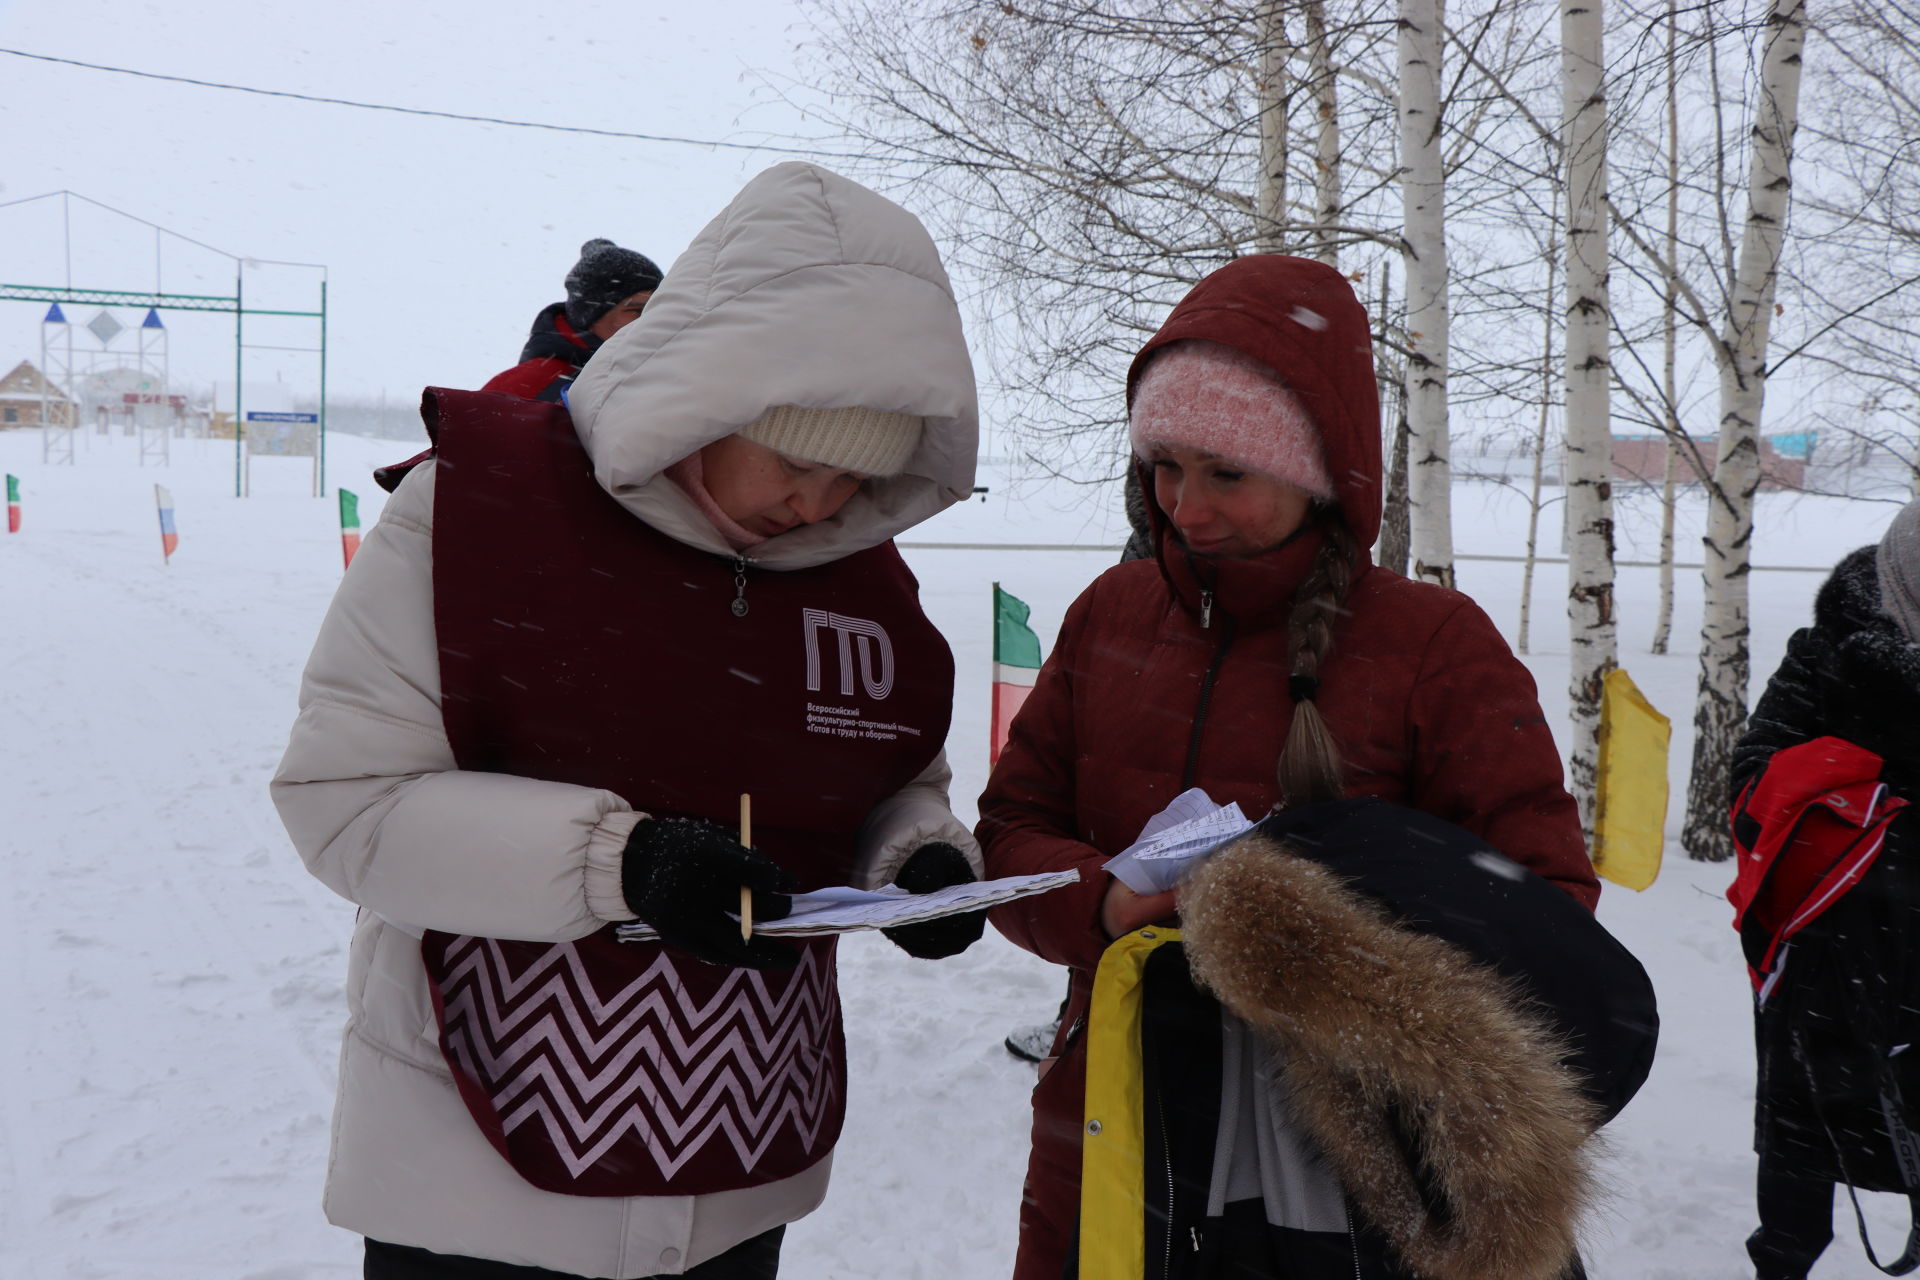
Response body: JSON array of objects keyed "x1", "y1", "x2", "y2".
[
  {"x1": 0, "y1": 280, "x2": 329, "y2": 498},
  {"x1": 0, "y1": 192, "x2": 329, "y2": 498}
]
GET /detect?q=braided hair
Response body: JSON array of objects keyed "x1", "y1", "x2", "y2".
[{"x1": 1276, "y1": 514, "x2": 1360, "y2": 808}]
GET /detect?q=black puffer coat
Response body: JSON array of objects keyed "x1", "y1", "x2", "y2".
[{"x1": 1734, "y1": 545, "x2": 1920, "y2": 1186}]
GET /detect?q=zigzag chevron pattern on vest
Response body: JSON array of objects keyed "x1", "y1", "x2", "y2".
[{"x1": 436, "y1": 936, "x2": 840, "y2": 1187}]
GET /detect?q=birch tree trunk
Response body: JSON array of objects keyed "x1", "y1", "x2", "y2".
[
  {"x1": 1304, "y1": 0, "x2": 1341, "y2": 267},
  {"x1": 1518, "y1": 367, "x2": 1553, "y2": 657},
  {"x1": 1255, "y1": 2, "x2": 1290, "y2": 255},
  {"x1": 1652, "y1": 0, "x2": 1681, "y2": 656},
  {"x1": 1377, "y1": 272, "x2": 1412, "y2": 577},
  {"x1": 1519, "y1": 210, "x2": 1560, "y2": 657},
  {"x1": 1654, "y1": 440, "x2": 1679, "y2": 652},
  {"x1": 1682, "y1": 0, "x2": 1808, "y2": 862},
  {"x1": 1562, "y1": 0, "x2": 1617, "y2": 841},
  {"x1": 1381, "y1": 389, "x2": 1413, "y2": 575},
  {"x1": 1399, "y1": 0, "x2": 1454, "y2": 588}
]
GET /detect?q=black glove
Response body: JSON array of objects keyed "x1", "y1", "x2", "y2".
[
  {"x1": 881, "y1": 842, "x2": 988, "y2": 960},
  {"x1": 620, "y1": 817, "x2": 800, "y2": 970}
]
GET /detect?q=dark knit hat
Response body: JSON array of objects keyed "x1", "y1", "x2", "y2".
[{"x1": 563, "y1": 238, "x2": 664, "y2": 331}]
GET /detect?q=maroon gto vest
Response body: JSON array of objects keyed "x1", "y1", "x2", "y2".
[{"x1": 415, "y1": 388, "x2": 953, "y2": 1197}]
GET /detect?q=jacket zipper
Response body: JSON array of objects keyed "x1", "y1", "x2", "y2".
[
  {"x1": 1199, "y1": 589, "x2": 1213, "y2": 630},
  {"x1": 729, "y1": 555, "x2": 752, "y2": 617},
  {"x1": 1155, "y1": 1090, "x2": 1176, "y2": 1280},
  {"x1": 1346, "y1": 1204, "x2": 1364, "y2": 1279},
  {"x1": 1179, "y1": 613, "x2": 1236, "y2": 792}
]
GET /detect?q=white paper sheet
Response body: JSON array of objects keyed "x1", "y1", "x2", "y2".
[
  {"x1": 613, "y1": 868, "x2": 1082, "y2": 942},
  {"x1": 1102, "y1": 787, "x2": 1258, "y2": 894}
]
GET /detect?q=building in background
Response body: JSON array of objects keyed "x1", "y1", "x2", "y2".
[
  {"x1": 1612, "y1": 433, "x2": 1808, "y2": 492},
  {"x1": 0, "y1": 360, "x2": 76, "y2": 428}
]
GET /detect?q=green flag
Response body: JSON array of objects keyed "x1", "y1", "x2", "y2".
[
  {"x1": 339, "y1": 488, "x2": 362, "y2": 568},
  {"x1": 993, "y1": 584, "x2": 1043, "y2": 668},
  {"x1": 992, "y1": 584, "x2": 1045, "y2": 763}
]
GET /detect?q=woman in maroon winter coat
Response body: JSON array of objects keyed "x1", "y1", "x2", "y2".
[{"x1": 977, "y1": 256, "x2": 1600, "y2": 1280}]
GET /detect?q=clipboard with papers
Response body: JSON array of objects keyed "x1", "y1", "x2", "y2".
[{"x1": 613, "y1": 868, "x2": 1082, "y2": 942}]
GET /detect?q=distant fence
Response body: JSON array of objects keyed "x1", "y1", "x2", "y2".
[
  {"x1": 897, "y1": 542, "x2": 1120, "y2": 552},
  {"x1": 897, "y1": 542, "x2": 1829, "y2": 573},
  {"x1": 1446, "y1": 553, "x2": 1828, "y2": 574}
]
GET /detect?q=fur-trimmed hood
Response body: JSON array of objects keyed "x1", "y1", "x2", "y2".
[
  {"x1": 1181, "y1": 801, "x2": 1657, "y2": 1280},
  {"x1": 1817, "y1": 546, "x2": 1896, "y2": 637},
  {"x1": 1799, "y1": 546, "x2": 1920, "y2": 776},
  {"x1": 1818, "y1": 547, "x2": 1920, "y2": 676}
]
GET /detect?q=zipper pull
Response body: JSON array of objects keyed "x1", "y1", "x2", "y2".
[
  {"x1": 1190, "y1": 1226, "x2": 1201, "y2": 1252},
  {"x1": 730, "y1": 556, "x2": 750, "y2": 617},
  {"x1": 1199, "y1": 590, "x2": 1213, "y2": 630}
]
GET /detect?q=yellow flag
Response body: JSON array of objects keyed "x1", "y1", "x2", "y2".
[{"x1": 1593, "y1": 668, "x2": 1672, "y2": 891}]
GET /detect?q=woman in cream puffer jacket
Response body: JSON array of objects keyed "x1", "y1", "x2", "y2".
[{"x1": 272, "y1": 164, "x2": 983, "y2": 1279}]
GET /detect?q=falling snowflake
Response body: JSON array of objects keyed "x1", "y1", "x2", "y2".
[{"x1": 1288, "y1": 307, "x2": 1328, "y2": 332}]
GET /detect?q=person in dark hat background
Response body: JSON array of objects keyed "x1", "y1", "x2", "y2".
[
  {"x1": 1731, "y1": 496, "x2": 1920, "y2": 1280},
  {"x1": 373, "y1": 240, "x2": 667, "y2": 493},
  {"x1": 484, "y1": 238, "x2": 665, "y2": 403}
]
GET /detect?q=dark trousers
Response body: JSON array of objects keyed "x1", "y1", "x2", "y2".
[
  {"x1": 1747, "y1": 1166, "x2": 1834, "y2": 1280},
  {"x1": 364, "y1": 1227, "x2": 784, "y2": 1280}
]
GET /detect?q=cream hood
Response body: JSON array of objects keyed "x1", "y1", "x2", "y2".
[{"x1": 566, "y1": 163, "x2": 979, "y2": 569}]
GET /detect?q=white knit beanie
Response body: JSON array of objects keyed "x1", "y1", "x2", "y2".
[
  {"x1": 1129, "y1": 340, "x2": 1333, "y2": 499},
  {"x1": 738, "y1": 404, "x2": 924, "y2": 477}
]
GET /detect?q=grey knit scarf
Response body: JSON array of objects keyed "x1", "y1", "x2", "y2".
[{"x1": 1879, "y1": 499, "x2": 1920, "y2": 644}]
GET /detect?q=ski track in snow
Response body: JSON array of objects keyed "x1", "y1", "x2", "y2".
[{"x1": 3, "y1": 429, "x2": 1912, "y2": 1278}]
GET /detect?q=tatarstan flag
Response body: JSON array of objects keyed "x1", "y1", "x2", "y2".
[
  {"x1": 339, "y1": 488, "x2": 362, "y2": 569},
  {"x1": 991, "y1": 583, "x2": 1044, "y2": 765},
  {"x1": 5, "y1": 475, "x2": 18, "y2": 533},
  {"x1": 154, "y1": 484, "x2": 178, "y2": 562}
]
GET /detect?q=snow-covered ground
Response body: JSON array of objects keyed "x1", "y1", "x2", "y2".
[{"x1": 1, "y1": 424, "x2": 1909, "y2": 1278}]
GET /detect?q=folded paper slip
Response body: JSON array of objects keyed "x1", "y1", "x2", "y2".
[
  {"x1": 1103, "y1": 787, "x2": 1256, "y2": 894},
  {"x1": 614, "y1": 869, "x2": 1082, "y2": 941}
]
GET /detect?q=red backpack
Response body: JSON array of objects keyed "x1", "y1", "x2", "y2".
[
  {"x1": 1729, "y1": 736, "x2": 1908, "y2": 1000},
  {"x1": 1731, "y1": 735, "x2": 1919, "y2": 1274}
]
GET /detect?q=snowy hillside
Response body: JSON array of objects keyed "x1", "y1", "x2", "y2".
[{"x1": 1, "y1": 424, "x2": 1908, "y2": 1278}]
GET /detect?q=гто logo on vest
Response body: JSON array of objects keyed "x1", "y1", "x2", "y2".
[
  {"x1": 805, "y1": 609, "x2": 894, "y2": 698},
  {"x1": 802, "y1": 608, "x2": 923, "y2": 744}
]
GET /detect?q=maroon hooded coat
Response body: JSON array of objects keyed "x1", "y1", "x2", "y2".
[{"x1": 976, "y1": 256, "x2": 1597, "y2": 1280}]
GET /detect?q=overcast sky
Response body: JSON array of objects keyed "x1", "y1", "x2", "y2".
[{"x1": 0, "y1": 0, "x2": 857, "y2": 399}]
